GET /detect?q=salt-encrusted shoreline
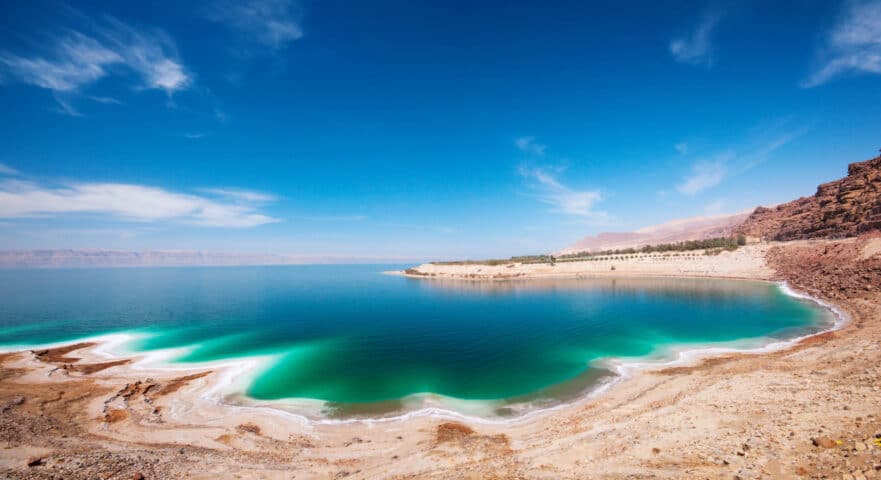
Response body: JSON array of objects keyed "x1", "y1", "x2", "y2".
[
  {"x1": 0, "y1": 278, "x2": 844, "y2": 427},
  {"x1": 1, "y1": 236, "x2": 880, "y2": 479}
]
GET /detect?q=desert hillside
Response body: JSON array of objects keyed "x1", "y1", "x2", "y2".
[
  {"x1": 736, "y1": 154, "x2": 881, "y2": 241},
  {"x1": 562, "y1": 153, "x2": 881, "y2": 255},
  {"x1": 559, "y1": 211, "x2": 750, "y2": 255}
]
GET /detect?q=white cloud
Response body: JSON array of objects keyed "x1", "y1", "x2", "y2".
[
  {"x1": 674, "y1": 142, "x2": 689, "y2": 154},
  {"x1": 93, "y1": 17, "x2": 191, "y2": 93},
  {"x1": 294, "y1": 215, "x2": 367, "y2": 222},
  {"x1": 802, "y1": 0, "x2": 881, "y2": 87},
  {"x1": 0, "y1": 163, "x2": 19, "y2": 176},
  {"x1": 738, "y1": 130, "x2": 803, "y2": 171},
  {"x1": 0, "y1": 32, "x2": 121, "y2": 91},
  {"x1": 182, "y1": 132, "x2": 211, "y2": 140},
  {"x1": 0, "y1": 16, "x2": 191, "y2": 112},
  {"x1": 519, "y1": 166, "x2": 607, "y2": 220},
  {"x1": 515, "y1": 136, "x2": 547, "y2": 156},
  {"x1": 87, "y1": 95, "x2": 123, "y2": 105},
  {"x1": 676, "y1": 156, "x2": 729, "y2": 196},
  {"x1": 210, "y1": 0, "x2": 303, "y2": 51},
  {"x1": 0, "y1": 179, "x2": 278, "y2": 228},
  {"x1": 670, "y1": 12, "x2": 721, "y2": 66},
  {"x1": 214, "y1": 108, "x2": 230, "y2": 124},
  {"x1": 203, "y1": 188, "x2": 277, "y2": 203},
  {"x1": 674, "y1": 125, "x2": 802, "y2": 196},
  {"x1": 52, "y1": 92, "x2": 85, "y2": 117}
]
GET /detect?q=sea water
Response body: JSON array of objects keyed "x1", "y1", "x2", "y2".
[{"x1": 0, "y1": 265, "x2": 833, "y2": 418}]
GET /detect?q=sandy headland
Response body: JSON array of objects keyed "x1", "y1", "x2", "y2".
[
  {"x1": 1, "y1": 234, "x2": 880, "y2": 479},
  {"x1": 391, "y1": 242, "x2": 775, "y2": 281}
]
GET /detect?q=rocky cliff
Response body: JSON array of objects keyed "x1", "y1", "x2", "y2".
[{"x1": 736, "y1": 155, "x2": 881, "y2": 241}]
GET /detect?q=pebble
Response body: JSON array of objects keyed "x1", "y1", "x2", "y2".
[{"x1": 814, "y1": 437, "x2": 838, "y2": 448}]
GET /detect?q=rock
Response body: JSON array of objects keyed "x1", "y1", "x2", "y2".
[
  {"x1": 813, "y1": 437, "x2": 838, "y2": 448},
  {"x1": 736, "y1": 155, "x2": 881, "y2": 240},
  {"x1": 856, "y1": 442, "x2": 868, "y2": 451},
  {"x1": 133, "y1": 473, "x2": 146, "y2": 480},
  {"x1": 1, "y1": 395, "x2": 25, "y2": 412},
  {"x1": 26, "y1": 456, "x2": 43, "y2": 467}
]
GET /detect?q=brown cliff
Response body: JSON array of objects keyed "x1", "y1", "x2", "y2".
[{"x1": 736, "y1": 154, "x2": 881, "y2": 241}]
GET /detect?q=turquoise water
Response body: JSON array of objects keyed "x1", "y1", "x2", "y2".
[{"x1": 0, "y1": 266, "x2": 831, "y2": 417}]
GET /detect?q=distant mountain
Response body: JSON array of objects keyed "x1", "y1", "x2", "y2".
[
  {"x1": 558, "y1": 211, "x2": 751, "y2": 255},
  {"x1": 0, "y1": 250, "x2": 404, "y2": 268},
  {"x1": 736, "y1": 154, "x2": 881, "y2": 241}
]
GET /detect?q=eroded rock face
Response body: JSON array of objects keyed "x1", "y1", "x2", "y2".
[
  {"x1": 737, "y1": 155, "x2": 881, "y2": 241},
  {"x1": 766, "y1": 233, "x2": 881, "y2": 302}
]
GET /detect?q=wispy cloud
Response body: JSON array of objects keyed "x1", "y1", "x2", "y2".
[
  {"x1": 670, "y1": 11, "x2": 721, "y2": 66},
  {"x1": 519, "y1": 166, "x2": 608, "y2": 221},
  {"x1": 209, "y1": 0, "x2": 303, "y2": 52},
  {"x1": 674, "y1": 142, "x2": 689, "y2": 155},
  {"x1": 0, "y1": 178, "x2": 279, "y2": 228},
  {"x1": 295, "y1": 215, "x2": 368, "y2": 222},
  {"x1": 675, "y1": 126, "x2": 803, "y2": 195},
  {"x1": 181, "y1": 132, "x2": 211, "y2": 140},
  {"x1": 738, "y1": 129, "x2": 805, "y2": 171},
  {"x1": 87, "y1": 95, "x2": 123, "y2": 105},
  {"x1": 515, "y1": 136, "x2": 547, "y2": 156},
  {"x1": 802, "y1": 0, "x2": 881, "y2": 87},
  {"x1": 214, "y1": 107, "x2": 230, "y2": 124},
  {"x1": 676, "y1": 155, "x2": 730, "y2": 195},
  {"x1": 100, "y1": 17, "x2": 191, "y2": 93},
  {"x1": 0, "y1": 32, "x2": 121, "y2": 92},
  {"x1": 202, "y1": 187, "x2": 278, "y2": 203},
  {"x1": 0, "y1": 164, "x2": 20, "y2": 176},
  {"x1": 0, "y1": 16, "x2": 191, "y2": 114}
]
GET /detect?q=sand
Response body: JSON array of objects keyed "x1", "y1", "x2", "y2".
[
  {"x1": 394, "y1": 243, "x2": 775, "y2": 281},
  {"x1": 1, "y1": 238, "x2": 880, "y2": 479}
]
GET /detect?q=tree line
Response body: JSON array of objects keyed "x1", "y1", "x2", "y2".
[{"x1": 431, "y1": 235, "x2": 747, "y2": 266}]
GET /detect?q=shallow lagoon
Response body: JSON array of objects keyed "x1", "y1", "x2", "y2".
[{"x1": 0, "y1": 266, "x2": 833, "y2": 418}]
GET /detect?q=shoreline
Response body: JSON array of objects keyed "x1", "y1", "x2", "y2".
[
  {"x1": 2, "y1": 235, "x2": 879, "y2": 478},
  {"x1": 389, "y1": 242, "x2": 778, "y2": 282},
  {"x1": 0, "y1": 279, "x2": 845, "y2": 427}
]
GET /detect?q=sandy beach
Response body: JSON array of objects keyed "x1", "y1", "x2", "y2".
[{"x1": 1, "y1": 236, "x2": 880, "y2": 479}]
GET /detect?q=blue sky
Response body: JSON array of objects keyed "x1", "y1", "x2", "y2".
[{"x1": 0, "y1": 0, "x2": 879, "y2": 260}]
